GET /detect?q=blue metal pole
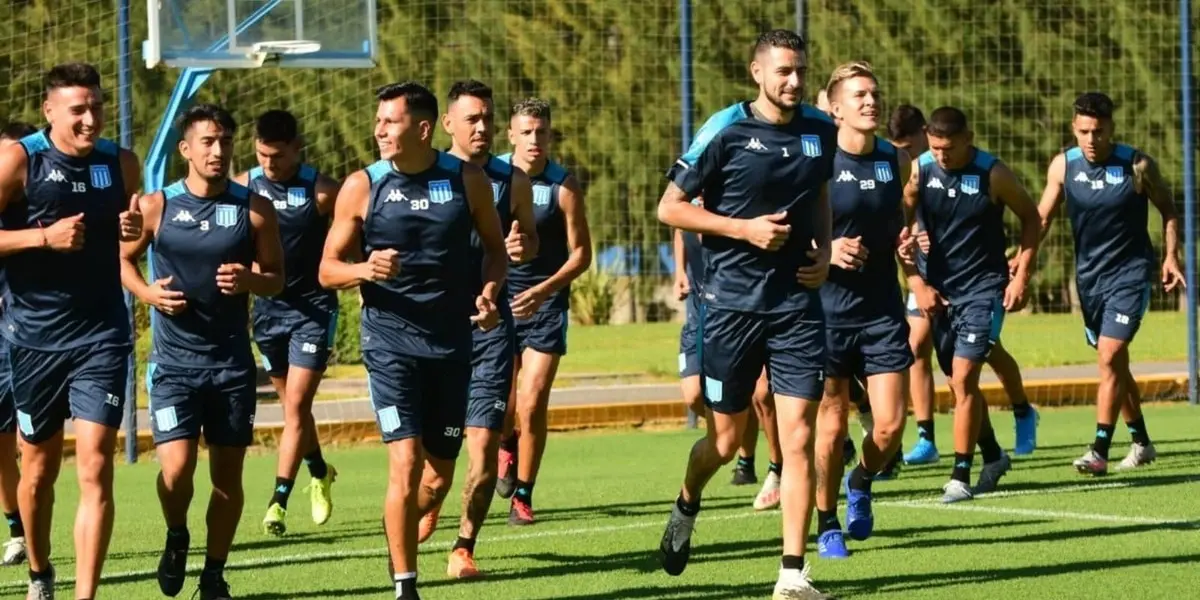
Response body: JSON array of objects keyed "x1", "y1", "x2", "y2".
[
  {"x1": 1182, "y1": 0, "x2": 1197, "y2": 405},
  {"x1": 117, "y1": 0, "x2": 138, "y2": 464},
  {"x1": 679, "y1": 0, "x2": 697, "y2": 429}
]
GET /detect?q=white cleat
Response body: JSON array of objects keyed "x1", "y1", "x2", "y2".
[
  {"x1": 2, "y1": 536, "x2": 26, "y2": 565},
  {"x1": 1116, "y1": 442, "x2": 1157, "y2": 471},
  {"x1": 25, "y1": 566, "x2": 53, "y2": 600},
  {"x1": 941, "y1": 479, "x2": 974, "y2": 504},
  {"x1": 773, "y1": 564, "x2": 835, "y2": 599},
  {"x1": 753, "y1": 471, "x2": 781, "y2": 511}
]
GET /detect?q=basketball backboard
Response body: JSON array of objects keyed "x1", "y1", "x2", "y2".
[{"x1": 144, "y1": 0, "x2": 378, "y2": 69}]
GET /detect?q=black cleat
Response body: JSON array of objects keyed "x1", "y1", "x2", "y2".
[
  {"x1": 157, "y1": 534, "x2": 189, "y2": 597},
  {"x1": 730, "y1": 463, "x2": 757, "y2": 486},
  {"x1": 658, "y1": 504, "x2": 696, "y2": 576},
  {"x1": 198, "y1": 576, "x2": 233, "y2": 600}
]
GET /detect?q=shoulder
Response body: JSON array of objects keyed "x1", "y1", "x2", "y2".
[
  {"x1": 485, "y1": 154, "x2": 515, "y2": 180},
  {"x1": 799, "y1": 105, "x2": 837, "y2": 135},
  {"x1": 972, "y1": 148, "x2": 999, "y2": 172},
  {"x1": 681, "y1": 103, "x2": 752, "y2": 162},
  {"x1": 543, "y1": 160, "x2": 569, "y2": 185},
  {"x1": 916, "y1": 150, "x2": 935, "y2": 168},
  {"x1": 0, "y1": 141, "x2": 30, "y2": 178},
  {"x1": 227, "y1": 180, "x2": 254, "y2": 206},
  {"x1": 298, "y1": 163, "x2": 319, "y2": 183},
  {"x1": 435, "y1": 151, "x2": 465, "y2": 176},
  {"x1": 1114, "y1": 143, "x2": 1143, "y2": 166},
  {"x1": 363, "y1": 160, "x2": 393, "y2": 185},
  {"x1": 140, "y1": 189, "x2": 166, "y2": 214}
]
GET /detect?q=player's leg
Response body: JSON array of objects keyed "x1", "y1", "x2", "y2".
[
  {"x1": 509, "y1": 309, "x2": 568, "y2": 525},
  {"x1": 494, "y1": 355, "x2": 520, "y2": 500},
  {"x1": 813, "y1": 379, "x2": 849, "y2": 559},
  {"x1": 751, "y1": 371, "x2": 782, "y2": 511},
  {"x1": 903, "y1": 296, "x2": 940, "y2": 465},
  {"x1": 448, "y1": 426, "x2": 500, "y2": 578},
  {"x1": 732, "y1": 405, "x2": 760, "y2": 485},
  {"x1": 1117, "y1": 371, "x2": 1156, "y2": 468},
  {"x1": 0, "y1": 363, "x2": 25, "y2": 566},
  {"x1": 257, "y1": 333, "x2": 294, "y2": 535},
  {"x1": 985, "y1": 341, "x2": 1038, "y2": 455},
  {"x1": 147, "y1": 362, "x2": 203, "y2": 597}
]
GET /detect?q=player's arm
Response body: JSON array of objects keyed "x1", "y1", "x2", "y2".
[
  {"x1": 1135, "y1": 153, "x2": 1185, "y2": 290},
  {"x1": 900, "y1": 157, "x2": 924, "y2": 281},
  {"x1": 507, "y1": 166, "x2": 539, "y2": 263},
  {"x1": 893, "y1": 149, "x2": 917, "y2": 263},
  {"x1": 314, "y1": 173, "x2": 341, "y2": 218},
  {"x1": 535, "y1": 175, "x2": 592, "y2": 296},
  {"x1": 236, "y1": 194, "x2": 285, "y2": 296},
  {"x1": 119, "y1": 192, "x2": 186, "y2": 314},
  {"x1": 0, "y1": 145, "x2": 51, "y2": 255},
  {"x1": 464, "y1": 163, "x2": 507, "y2": 302},
  {"x1": 991, "y1": 161, "x2": 1040, "y2": 287},
  {"x1": 1035, "y1": 153, "x2": 1067, "y2": 244},
  {"x1": 319, "y1": 171, "x2": 387, "y2": 289}
]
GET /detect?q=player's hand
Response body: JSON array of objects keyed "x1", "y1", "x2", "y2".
[
  {"x1": 1003, "y1": 277, "x2": 1028, "y2": 312},
  {"x1": 740, "y1": 212, "x2": 791, "y2": 251},
  {"x1": 1007, "y1": 256, "x2": 1020, "y2": 279},
  {"x1": 830, "y1": 236, "x2": 868, "y2": 270},
  {"x1": 896, "y1": 228, "x2": 916, "y2": 266},
  {"x1": 216, "y1": 263, "x2": 253, "y2": 295},
  {"x1": 360, "y1": 249, "x2": 401, "y2": 282},
  {"x1": 470, "y1": 294, "x2": 500, "y2": 331},
  {"x1": 43, "y1": 213, "x2": 86, "y2": 252},
  {"x1": 916, "y1": 229, "x2": 931, "y2": 254},
  {"x1": 119, "y1": 193, "x2": 143, "y2": 242},
  {"x1": 511, "y1": 286, "x2": 548, "y2": 319},
  {"x1": 505, "y1": 221, "x2": 534, "y2": 263},
  {"x1": 796, "y1": 243, "x2": 831, "y2": 289},
  {"x1": 1162, "y1": 256, "x2": 1186, "y2": 293},
  {"x1": 147, "y1": 275, "x2": 187, "y2": 316},
  {"x1": 673, "y1": 272, "x2": 691, "y2": 300},
  {"x1": 914, "y1": 284, "x2": 946, "y2": 317}
]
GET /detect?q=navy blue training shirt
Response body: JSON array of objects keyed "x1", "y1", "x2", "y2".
[
  {"x1": 498, "y1": 154, "x2": 571, "y2": 313},
  {"x1": 821, "y1": 137, "x2": 906, "y2": 326},
  {"x1": 472, "y1": 154, "x2": 515, "y2": 340},
  {"x1": 1062, "y1": 144, "x2": 1154, "y2": 297},
  {"x1": 2, "y1": 129, "x2": 131, "y2": 350},
  {"x1": 149, "y1": 180, "x2": 256, "y2": 368},
  {"x1": 667, "y1": 102, "x2": 837, "y2": 314},
  {"x1": 916, "y1": 148, "x2": 1008, "y2": 302}
]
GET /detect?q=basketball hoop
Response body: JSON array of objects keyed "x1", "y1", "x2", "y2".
[{"x1": 250, "y1": 40, "x2": 323, "y2": 66}]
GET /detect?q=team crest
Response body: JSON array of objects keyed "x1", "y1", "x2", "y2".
[
  {"x1": 89, "y1": 165, "x2": 112, "y2": 189},
  {"x1": 874, "y1": 161, "x2": 893, "y2": 183},
  {"x1": 533, "y1": 185, "x2": 552, "y2": 207},
  {"x1": 286, "y1": 187, "x2": 307, "y2": 207},
  {"x1": 214, "y1": 205, "x2": 238, "y2": 228},
  {"x1": 800, "y1": 135, "x2": 822, "y2": 158},
  {"x1": 1105, "y1": 166, "x2": 1125, "y2": 185},
  {"x1": 960, "y1": 175, "x2": 980, "y2": 195},
  {"x1": 491, "y1": 182, "x2": 501, "y2": 204},
  {"x1": 428, "y1": 179, "x2": 453, "y2": 204}
]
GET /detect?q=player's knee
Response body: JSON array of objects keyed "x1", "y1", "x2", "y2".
[
  {"x1": 873, "y1": 412, "x2": 905, "y2": 445},
  {"x1": 74, "y1": 451, "x2": 114, "y2": 494},
  {"x1": 711, "y1": 426, "x2": 742, "y2": 463},
  {"x1": 1096, "y1": 344, "x2": 1128, "y2": 374}
]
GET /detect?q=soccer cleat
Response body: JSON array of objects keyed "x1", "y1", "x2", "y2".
[
  {"x1": 495, "y1": 445, "x2": 517, "y2": 499},
  {"x1": 941, "y1": 479, "x2": 973, "y2": 504},
  {"x1": 157, "y1": 536, "x2": 188, "y2": 597},
  {"x1": 307, "y1": 464, "x2": 337, "y2": 526},
  {"x1": 730, "y1": 462, "x2": 757, "y2": 486},
  {"x1": 1073, "y1": 449, "x2": 1108, "y2": 476},
  {"x1": 753, "y1": 471, "x2": 781, "y2": 511},
  {"x1": 25, "y1": 566, "x2": 53, "y2": 600},
  {"x1": 903, "y1": 438, "x2": 940, "y2": 465},
  {"x1": 2, "y1": 536, "x2": 27, "y2": 565},
  {"x1": 508, "y1": 497, "x2": 534, "y2": 526},
  {"x1": 446, "y1": 548, "x2": 483, "y2": 579},
  {"x1": 418, "y1": 504, "x2": 441, "y2": 544},
  {"x1": 772, "y1": 564, "x2": 833, "y2": 599},
  {"x1": 843, "y1": 473, "x2": 874, "y2": 541},
  {"x1": 1117, "y1": 442, "x2": 1156, "y2": 471},
  {"x1": 1013, "y1": 407, "x2": 1039, "y2": 456},
  {"x1": 816, "y1": 530, "x2": 850, "y2": 559},
  {"x1": 262, "y1": 502, "x2": 287, "y2": 537},
  {"x1": 198, "y1": 576, "x2": 233, "y2": 600},
  {"x1": 973, "y1": 452, "x2": 1012, "y2": 495},
  {"x1": 658, "y1": 503, "x2": 696, "y2": 576},
  {"x1": 842, "y1": 437, "x2": 857, "y2": 468}
]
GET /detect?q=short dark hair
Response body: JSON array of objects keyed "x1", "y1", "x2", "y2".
[
  {"x1": 0, "y1": 122, "x2": 37, "y2": 142},
  {"x1": 254, "y1": 109, "x2": 298, "y2": 144},
  {"x1": 754, "y1": 29, "x2": 807, "y2": 55},
  {"x1": 511, "y1": 97, "x2": 551, "y2": 121},
  {"x1": 888, "y1": 105, "x2": 926, "y2": 139},
  {"x1": 1073, "y1": 92, "x2": 1115, "y2": 120},
  {"x1": 925, "y1": 106, "x2": 969, "y2": 138},
  {"x1": 44, "y1": 63, "x2": 101, "y2": 95},
  {"x1": 175, "y1": 103, "x2": 236, "y2": 136},
  {"x1": 376, "y1": 81, "x2": 439, "y2": 121},
  {"x1": 448, "y1": 80, "x2": 493, "y2": 103}
]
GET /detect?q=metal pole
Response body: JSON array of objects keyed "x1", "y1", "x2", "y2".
[
  {"x1": 1182, "y1": 0, "x2": 1197, "y2": 405},
  {"x1": 117, "y1": 0, "x2": 138, "y2": 464},
  {"x1": 679, "y1": 0, "x2": 698, "y2": 429},
  {"x1": 795, "y1": 0, "x2": 807, "y2": 40}
]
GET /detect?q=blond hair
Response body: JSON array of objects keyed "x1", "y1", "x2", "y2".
[{"x1": 825, "y1": 61, "x2": 877, "y2": 101}]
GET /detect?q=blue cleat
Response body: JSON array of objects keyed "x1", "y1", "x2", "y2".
[
  {"x1": 903, "y1": 438, "x2": 940, "y2": 465},
  {"x1": 843, "y1": 473, "x2": 874, "y2": 541},
  {"x1": 1013, "y1": 407, "x2": 1039, "y2": 456},
  {"x1": 817, "y1": 529, "x2": 850, "y2": 559}
]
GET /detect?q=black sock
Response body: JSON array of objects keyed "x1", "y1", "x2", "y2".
[
  {"x1": 270, "y1": 477, "x2": 295, "y2": 510},
  {"x1": 781, "y1": 554, "x2": 805, "y2": 571},
  {"x1": 453, "y1": 536, "x2": 476, "y2": 554},
  {"x1": 514, "y1": 480, "x2": 535, "y2": 505},
  {"x1": 951, "y1": 453, "x2": 973, "y2": 484},
  {"x1": 917, "y1": 420, "x2": 935, "y2": 443},
  {"x1": 304, "y1": 449, "x2": 328, "y2": 479},
  {"x1": 29, "y1": 566, "x2": 53, "y2": 582},
  {"x1": 1093, "y1": 424, "x2": 1116, "y2": 459},
  {"x1": 977, "y1": 423, "x2": 1003, "y2": 464},
  {"x1": 1126, "y1": 417, "x2": 1151, "y2": 446},
  {"x1": 6, "y1": 511, "x2": 22, "y2": 538},
  {"x1": 501, "y1": 434, "x2": 518, "y2": 453},
  {"x1": 675, "y1": 493, "x2": 700, "y2": 517},
  {"x1": 816, "y1": 510, "x2": 840, "y2": 534},
  {"x1": 848, "y1": 463, "x2": 875, "y2": 494},
  {"x1": 1011, "y1": 402, "x2": 1031, "y2": 419},
  {"x1": 166, "y1": 525, "x2": 189, "y2": 549},
  {"x1": 736, "y1": 455, "x2": 755, "y2": 471},
  {"x1": 768, "y1": 461, "x2": 782, "y2": 476},
  {"x1": 200, "y1": 556, "x2": 225, "y2": 583},
  {"x1": 394, "y1": 572, "x2": 418, "y2": 599}
]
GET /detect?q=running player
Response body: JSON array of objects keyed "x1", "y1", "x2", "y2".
[
  {"x1": 319, "y1": 81, "x2": 507, "y2": 600},
  {"x1": 1036, "y1": 92, "x2": 1180, "y2": 475},
  {"x1": 121, "y1": 104, "x2": 284, "y2": 599},
  {"x1": 903, "y1": 106, "x2": 1040, "y2": 503},
  {"x1": 494, "y1": 97, "x2": 592, "y2": 525},
  {"x1": 232, "y1": 110, "x2": 341, "y2": 537},
  {"x1": 656, "y1": 30, "x2": 835, "y2": 599},
  {"x1": 414, "y1": 79, "x2": 539, "y2": 578},
  {"x1": 0, "y1": 63, "x2": 143, "y2": 600},
  {"x1": 0, "y1": 121, "x2": 36, "y2": 568},
  {"x1": 812, "y1": 62, "x2": 912, "y2": 558}
]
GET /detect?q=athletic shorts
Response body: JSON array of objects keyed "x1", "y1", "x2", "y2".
[
  {"x1": 0, "y1": 340, "x2": 12, "y2": 434},
  {"x1": 7, "y1": 343, "x2": 130, "y2": 443},
  {"x1": 466, "y1": 321, "x2": 515, "y2": 432},
  {"x1": 1080, "y1": 284, "x2": 1151, "y2": 348},
  {"x1": 253, "y1": 307, "x2": 338, "y2": 376},
  {"x1": 678, "y1": 292, "x2": 701, "y2": 379},
  {"x1": 146, "y1": 362, "x2": 258, "y2": 448},
  {"x1": 698, "y1": 305, "x2": 826, "y2": 414},
  {"x1": 931, "y1": 295, "x2": 1005, "y2": 377},
  {"x1": 514, "y1": 309, "x2": 568, "y2": 355},
  {"x1": 826, "y1": 316, "x2": 915, "y2": 380},
  {"x1": 363, "y1": 347, "x2": 469, "y2": 460}
]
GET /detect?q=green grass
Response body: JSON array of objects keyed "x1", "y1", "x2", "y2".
[{"x1": 8, "y1": 403, "x2": 1199, "y2": 599}]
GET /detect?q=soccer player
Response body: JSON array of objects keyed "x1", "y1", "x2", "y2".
[
  {"x1": 811, "y1": 62, "x2": 912, "y2": 558},
  {"x1": 903, "y1": 107, "x2": 1040, "y2": 504},
  {"x1": 656, "y1": 30, "x2": 835, "y2": 598},
  {"x1": 892, "y1": 104, "x2": 1039, "y2": 466},
  {"x1": 493, "y1": 97, "x2": 592, "y2": 525},
  {"x1": 413, "y1": 79, "x2": 539, "y2": 578},
  {"x1": 319, "y1": 81, "x2": 507, "y2": 600},
  {"x1": 0, "y1": 63, "x2": 143, "y2": 600},
  {"x1": 0, "y1": 121, "x2": 36, "y2": 568},
  {"x1": 1037, "y1": 92, "x2": 1181, "y2": 475},
  {"x1": 120, "y1": 104, "x2": 283, "y2": 599},
  {"x1": 231, "y1": 110, "x2": 341, "y2": 536}
]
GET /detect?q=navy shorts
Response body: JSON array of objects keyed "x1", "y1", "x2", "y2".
[
  {"x1": 7, "y1": 343, "x2": 130, "y2": 443},
  {"x1": 678, "y1": 292, "x2": 701, "y2": 379},
  {"x1": 146, "y1": 362, "x2": 258, "y2": 448},
  {"x1": 0, "y1": 340, "x2": 12, "y2": 434},
  {"x1": 699, "y1": 305, "x2": 826, "y2": 414},
  {"x1": 1081, "y1": 284, "x2": 1151, "y2": 348},
  {"x1": 514, "y1": 309, "x2": 568, "y2": 355},
  {"x1": 467, "y1": 323, "x2": 515, "y2": 432},
  {"x1": 253, "y1": 308, "x2": 338, "y2": 376},
  {"x1": 931, "y1": 296, "x2": 1005, "y2": 377},
  {"x1": 363, "y1": 348, "x2": 469, "y2": 460},
  {"x1": 826, "y1": 317, "x2": 915, "y2": 381}
]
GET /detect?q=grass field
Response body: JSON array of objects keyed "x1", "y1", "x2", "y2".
[{"x1": 7, "y1": 403, "x2": 1198, "y2": 599}]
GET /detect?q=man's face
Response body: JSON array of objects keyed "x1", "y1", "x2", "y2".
[
  {"x1": 179, "y1": 120, "x2": 233, "y2": 180},
  {"x1": 44, "y1": 85, "x2": 105, "y2": 154},
  {"x1": 254, "y1": 138, "x2": 301, "y2": 181},
  {"x1": 444, "y1": 95, "x2": 495, "y2": 158}
]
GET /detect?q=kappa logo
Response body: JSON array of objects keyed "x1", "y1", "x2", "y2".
[
  {"x1": 384, "y1": 189, "x2": 408, "y2": 203},
  {"x1": 745, "y1": 138, "x2": 768, "y2": 152},
  {"x1": 45, "y1": 169, "x2": 67, "y2": 183},
  {"x1": 835, "y1": 170, "x2": 857, "y2": 183},
  {"x1": 926, "y1": 178, "x2": 944, "y2": 189},
  {"x1": 1074, "y1": 172, "x2": 1090, "y2": 183},
  {"x1": 172, "y1": 210, "x2": 195, "y2": 223}
]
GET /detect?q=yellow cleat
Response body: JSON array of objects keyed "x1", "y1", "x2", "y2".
[
  {"x1": 307, "y1": 465, "x2": 337, "y2": 526},
  {"x1": 263, "y1": 503, "x2": 287, "y2": 537}
]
